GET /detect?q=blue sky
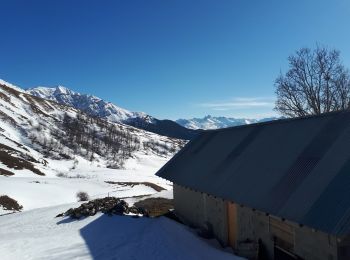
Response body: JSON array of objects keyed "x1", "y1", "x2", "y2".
[{"x1": 1, "y1": 0, "x2": 350, "y2": 119}]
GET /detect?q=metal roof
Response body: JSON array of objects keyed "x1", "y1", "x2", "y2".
[{"x1": 156, "y1": 110, "x2": 350, "y2": 236}]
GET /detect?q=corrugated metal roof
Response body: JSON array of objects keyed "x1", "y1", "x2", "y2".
[{"x1": 156, "y1": 110, "x2": 350, "y2": 236}]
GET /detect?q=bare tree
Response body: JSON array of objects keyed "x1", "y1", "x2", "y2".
[{"x1": 275, "y1": 46, "x2": 350, "y2": 117}]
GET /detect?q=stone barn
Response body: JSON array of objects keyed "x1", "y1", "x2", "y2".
[{"x1": 156, "y1": 111, "x2": 350, "y2": 260}]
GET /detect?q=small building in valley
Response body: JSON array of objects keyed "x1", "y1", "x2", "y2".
[{"x1": 156, "y1": 111, "x2": 350, "y2": 260}]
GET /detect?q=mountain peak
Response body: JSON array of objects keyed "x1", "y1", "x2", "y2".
[
  {"x1": 55, "y1": 85, "x2": 71, "y2": 94},
  {"x1": 27, "y1": 86, "x2": 135, "y2": 121}
]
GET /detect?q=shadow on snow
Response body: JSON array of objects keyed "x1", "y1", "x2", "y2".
[{"x1": 76, "y1": 214, "x2": 235, "y2": 260}]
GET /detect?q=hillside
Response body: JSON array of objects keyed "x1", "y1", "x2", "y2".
[
  {"x1": 0, "y1": 79, "x2": 187, "y2": 214},
  {"x1": 0, "y1": 80, "x2": 184, "y2": 175}
]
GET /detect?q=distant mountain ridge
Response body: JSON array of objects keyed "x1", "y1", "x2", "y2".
[
  {"x1": 176, "y1": 115, "x2": 278, "y2": 130},
  {"x1": 27, "y1": 86, "x2": 149, "y2": 122},
  {"x1": 27, "y1": 86, "x2": 198, "y2": 140},
  {"x1": 27, "y1": 85, "x2": 277, "y2": 134}
]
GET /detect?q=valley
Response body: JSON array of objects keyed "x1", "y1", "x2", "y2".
[
  {"x1": 0, "y1": 79, "x2": 183, "y2": 213},
  {"x1": 0, "y1": 79, "x2": 242, "y2": 260}
]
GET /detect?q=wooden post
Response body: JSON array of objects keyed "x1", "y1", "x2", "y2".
[{"x1": 227, "y1": 201, "x2": 238, "y2": 249}]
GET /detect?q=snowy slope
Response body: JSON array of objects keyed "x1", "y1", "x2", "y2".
[
  {"x1": 177, "y1": 115, "x2": 278, "y2": 130},
  {"x1": 27, "y1": 85, "x2": 198, "y2": 140},
  {"x1": 0, "y1": 80, "x2": 184, "y2": 174},
  {"x1": 0, "y1": 204, "x2": 243, "y2": 260},
  {"x1": 0, "y1": 155, "x2": 172, "y2": 211},
  {"x1": 0, "y1": 79, "x2": 185, "y2": 213}
]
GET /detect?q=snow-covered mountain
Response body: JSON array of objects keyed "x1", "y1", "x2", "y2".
[
  {"x1": 27, "y1": 86, "x2": 198, "y2": 140},
  {"x1": 0, "y1": 77, "x2": 188, "y2": 220},
  {"x1": 0, "y1": 79, "x2": 185, "y2": 176},
  {"x1": 27, "y1": 85, "x2": 149, "y2": 123},
  {"x1": 176, "y1": 115, "x2": 278, "y2": 130}
]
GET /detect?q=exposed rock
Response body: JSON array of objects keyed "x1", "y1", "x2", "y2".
[
  {"x1": 57, "y1": 197, "x2": 148, "y2": 219},
  {"x1": 105, "y1": 181, "x2": 165, "y2": 192}
]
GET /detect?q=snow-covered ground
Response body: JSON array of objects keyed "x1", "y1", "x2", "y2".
[
  {"x1": 0, "y1": 154, "x2": 172, "y2": 212},
  {"x1": 0, "y1": 153, "x2": 246, "y2": 260},
  {"x1": 0, "y1": 204, "x2": 242, "y2": 260}
]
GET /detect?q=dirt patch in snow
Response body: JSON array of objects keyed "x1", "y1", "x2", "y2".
[
  {"x1": 134, "y1": 197, "x2": 173, "y2": 217},
  {"x1": 0, "y1": 195, "x2": 23, "y2": 211},
  {"x1": 0, "y1": 91, "x2": 11, "y2": 103},
  {"x1": 0, "y1": 84, "x2": 21, "y2": 98},
  {"x1": 0, "y1": 110, "x2": 17, "y2": 126},
  {"x1": 0, "y1": 144, "x2": 44, "y2": 176},
  {"x1": 105, "y1": 181, "x2": 165, "y2": 192},
  {"x1": 0, "y1": 168, "x2": 15, "y2": 176},
  {"x1": 0, "y1": 133, "x2": 30, "y2": 151}
]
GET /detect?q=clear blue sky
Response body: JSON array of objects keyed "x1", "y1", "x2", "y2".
[{"x1": 1, "y1": 0, "x2": 350, "y2": 119}]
